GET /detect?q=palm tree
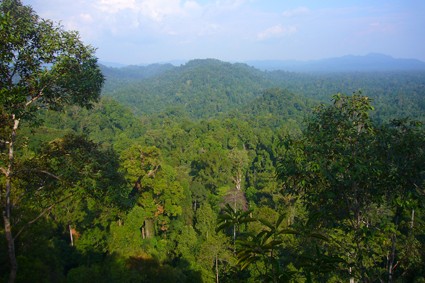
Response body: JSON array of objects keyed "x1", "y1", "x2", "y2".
[
  {"x1": 236, "y1": 214, "x2": 296, "y2": 282},
  {"x1": 216, "y1": 203, "x2": 254, "y2": 248}
]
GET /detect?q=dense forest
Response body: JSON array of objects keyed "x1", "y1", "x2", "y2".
[
  {"x1": 100, "y1": 60, "x2": 425, "y2": 122},
  {"x1": 1, "y1": 1, "x2": 425, "y2": 283}
]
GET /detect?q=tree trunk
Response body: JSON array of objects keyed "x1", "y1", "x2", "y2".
[
  {"x1": 2, "y1": 117, "x2": 20, "y2": 283},
  {"x1": 349, "y1": 264, "x2": 354, "y2": 283},
  {"x1": 141, "y1": 226, "x2": 146, "y2": 239},
  {"x1": 233, "y1": 223, "x2": 236, "y2": 250},
  {"x1": 233, "y1": 171, "x2": 242, "y2": 191},
  {"x1": 3, "y1": 213, "x2": 17, "y2": 283},
  {"x1": 388, "y1": 210, "x2": 400, "y2": 283},
  {"x1": 144, "y1": 219, "x2": 154, "y2": 239},
  {"x1": 215, "y1": 254, "x2": 219, "y2": 283},
  {"x1": 388, "y1": 234, "x2": 396, "y2": 283},
  {"x1": 69, "y1": 225, "x2": 74, "y2": 246}
]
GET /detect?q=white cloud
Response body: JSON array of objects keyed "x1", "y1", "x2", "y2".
[
  {"x1": 79, "y1": 13, "x2": 94, "y2": 23},
  {"x1": 282, "y1": 6, "x2": 309, "y2": 17},
  {"x1": 139, "y1": 0, "x2": 184, "y2": 22},
  {"x1": 97, "y1": 0, "x2": 137, "y2": 13},
  {"x1": 95, "y1": 0, "x2": 193, "y2": 21},
  {"x1": 183, "y1": 0, "x2": 202, "y2": 12},
  {"x1": 257, "y1": 24, "x2": 297, "y2": 40},
  {"x1": 214, "y1": 0, "x2": 246, "y2": 10}
]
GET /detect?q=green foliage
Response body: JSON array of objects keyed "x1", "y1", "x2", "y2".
[
  {"x1": 1, "y1": 1, "x2": 104, "y2": 281},
  {"x1": 102, "y1": 59, "x2": 270, "y2": 119},
  {"x1": 278, "y1": 94, "x2": 377, "y2": 222},
  {"x1": 195, "y1": 203, "x2": 217, "y2": 240},
  {"x1": 108, "y1": 206, "x2": 149, "y2": 256},
  {"x1": 121, "y1": 146, "x2": 185, "y2": 225},
  {"x1": 269, "y1": 70, "x2": 425, "y2": 122},
  {"x1": 17, "y1": 134, "x2": 126, "y2": 206},
  {"x1": 2, "y1": 8, "x2": 425, "y2": 280},
  {"x1": 0, "y1": 0, "x2": 103, "y2": 120},
  {"x1": 216, "y1": 203, "x2": 255, "y2": 250},
  {"x1": 102, "y1": 59, "x2": 425, "y2": 123},
  {"x1": 277, "y1": 93, "x2": 425, "y2": 282}
]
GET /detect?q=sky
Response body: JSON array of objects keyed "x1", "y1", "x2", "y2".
[{"x1": 24, "y1": 0, "x2": 425, "y2": 65}]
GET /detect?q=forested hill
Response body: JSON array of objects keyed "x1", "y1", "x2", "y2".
[
  {"x1": 101, "y1": 59, "x2": 272, "y2": 119},
  {"x1": 101, "y1": 59, "x2": 425, "y2": 122},
  {"x1": 100, "y1": 63, "x2": 175, "y2": 80}
]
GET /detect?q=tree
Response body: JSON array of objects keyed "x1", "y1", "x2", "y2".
[
  {"x1": 216, "y1": 203, "x2": 254, "y2": 249},
  {"x1": 190, "y1": 136, "x2": 231, "y2": 194},
  {"x1": 236, "y1": 215, "x2": 297, "y2": 283},
  {"x1": 277, "y1": 94, "x2": 379, "y2": 280},
  {"x1": 0, "y1": 1, "x2": 103, "y2": 281},
  {"x1": 374, "y1": 119, "x2": 425, "y2": 282},
  {"x1": 12, "y1": 134, "x2": 127, "y2": 279},
  {"x1": 277, "y1": 94, "x2": 425, "y2": 282},
  {"x1": 224, "y1": 149, "x2": 249, "y2": 211},
  {"x1": 121, "y1": 145, "x2": 185, "y2": 239}
]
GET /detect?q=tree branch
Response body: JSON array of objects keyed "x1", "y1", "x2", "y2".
[
  {"x1": 13, "y1": 193, "x2": 75, "y2": 241},
  {"x1": 38, "y1": 170, "x2": 61, "y2": 180},
  {"x1": 25, "y1": 88, "x2": 45, "y2": 107}
]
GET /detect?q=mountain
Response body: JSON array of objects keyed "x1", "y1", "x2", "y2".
[
  {"x1": 247, "y1": 53, "x2": 425, "y2": 72},
  {"x1": 101, "y1": 59, "x2": 272, "y2": 119},
  {"x1": 99, "y1": 61, "x2": 126, "y2": 68},
  {"x1": 100, "y1": 58, "x2": 425, "y2": 122},
  {"x1": 100, "y1": 63, "x2": 175, "y2": 80}
]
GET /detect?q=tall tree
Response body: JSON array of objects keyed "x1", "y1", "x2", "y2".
[
  {"x1": 0, "y1": 1, "x2": 103, "y2": 281},
  {"x1": 375, "y1": 119, "x2": 425, "y2": 282},
  {"x1": 216, "y1": 203, "x2": 254, "y2": 249},
  {"x1": 277, "y1": 94, "x2": 425, "y2": 282},
  {"x1": 278, "y1": 94, "x2": 379, "y2": 280}
]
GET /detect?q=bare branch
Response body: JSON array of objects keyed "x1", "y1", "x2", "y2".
[
  {"x1": 16, "y1": 168, "x2": 62, "y2": 181},
  {"x1": 25, "y1": 87, "x2": 45, "y2": 107},
  {"x1": 38, "y1": 170, "x2": 61, "y2": 180}
]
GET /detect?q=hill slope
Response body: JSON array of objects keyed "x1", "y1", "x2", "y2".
[{"x1": 102, "y1": 59, "x2": 272, "y2": 119}]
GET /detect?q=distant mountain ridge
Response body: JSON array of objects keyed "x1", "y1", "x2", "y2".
[
  {"x1": 100, "y1": 58, "x2": 425, "y2": 122},
  {"x1": 246, "y1": 53, "x2": 425, "y2": 72},
  {"x1": 101, "y1": 53, "x2": 425, "y2": 73}
]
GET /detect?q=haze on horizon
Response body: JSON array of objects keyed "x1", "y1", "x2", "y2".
[{"x1": 24, "y1": 0, "x2": 425, "y2": 65}]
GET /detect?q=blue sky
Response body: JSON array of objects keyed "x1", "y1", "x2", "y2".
[{"x1": 24, "y1": 0, "x2": 425, "y2": 65}]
